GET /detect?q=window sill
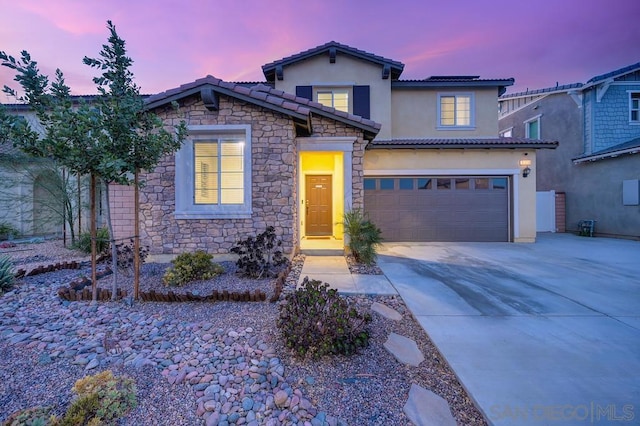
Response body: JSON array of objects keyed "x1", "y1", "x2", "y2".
[
  {"x1": 436, "y1": 126, "x2": 476, "y2": 131},
  {"x1": 175, "y1": 210, "x2": 252, "y2": 220}
]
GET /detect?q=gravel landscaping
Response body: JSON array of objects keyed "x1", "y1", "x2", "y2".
[{"x1": 0, "y1": 240, "x2": 486, "y2": 425}]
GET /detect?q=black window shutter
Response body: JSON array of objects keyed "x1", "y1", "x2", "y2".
[
  {"x1": 353, "y1": 85, "x2": 370, "y2": 119},
  {"x1": 296, "y1": 86, "x2": 313, "y2": 101}
]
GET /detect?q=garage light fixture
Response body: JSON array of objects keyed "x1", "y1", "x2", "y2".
[{"x1": 519, "y1": 159, "x2": 532, "y2": 178}]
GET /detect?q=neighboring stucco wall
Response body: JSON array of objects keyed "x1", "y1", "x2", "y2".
[
  {"x1": 363, "y1": 149, "x2": 537, "y2": 242},
  {"x1": 142, "y1": 95, "x2": 298, "y2": 255},
  {"x1": 568, "y1": 155, "x2": 639, "y2": 238},
  {"x1": 391, "y1": 88, "x2": 500, "y2": 138},
  {"x1": 274, "y1": 53, "x2": 393, "y2": 140},
  {"x1": 587, "y1": 83, "x2": 640, "y2": 151},
  {"x1": 499, "y1": 93, "x2": 583, "y2": 192}
]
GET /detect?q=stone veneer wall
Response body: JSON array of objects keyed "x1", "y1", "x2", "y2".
[
  {"x1": 141, "y1": 95, "x2": 298, "y2": 255},
  {"x1": 309, "y1": 115, "x2": 367, "y2": 210}
]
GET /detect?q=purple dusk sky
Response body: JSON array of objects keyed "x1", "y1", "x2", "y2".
[{"x1": 1, "y1": 0, "x2": 638, "y2": 100}]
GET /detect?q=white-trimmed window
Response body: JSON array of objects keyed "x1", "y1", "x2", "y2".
[
  {"x1": 500, "y1": 128, "x2": 513, "y2": 138},
  {"x1": 175, "y1": 125, "x2": 252, "y2": 219},
  {"x1": 630, "y1": 92, "x2": 640, "y2": 123},
  {"x1": 525, "y1": 115, "x2": 541, "y2": 139},
  {"x1": 317, "y1": 89, "x2": 349, "y2": 112},
  {"x1": 438, "y1": 93, "x2": 474, "y2": 128}
]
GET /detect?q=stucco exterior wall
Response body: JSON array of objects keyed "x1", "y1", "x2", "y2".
[
  {"x1": 391, "y1": 88, "x2": 499, "y2": 138},
  {"x1": 499, "y1": 93, "x2": 583, "y2": 192},
  {"x1": 274, "y1": 54, "x2": 393, "y2": 140},
  {"x1": 569, "y1": 155, "x2": 639, "y2": 238},
  {"x1": 363, "y1": 149, "x2": 537, "y2": 242},
  {"x1": 142, "y1": 95, "x2": 298, "y2": 255}
]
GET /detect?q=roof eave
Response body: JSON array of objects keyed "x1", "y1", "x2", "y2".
[
  {"x1": 573, "y1": 146, "x2": 640, "y2": 164},
  {"x1": 145, "y1": 83, "x2": 309, "y2": 124},
  {"x1": 367, "y1": 143, "x2": 558, "y2": 150}
]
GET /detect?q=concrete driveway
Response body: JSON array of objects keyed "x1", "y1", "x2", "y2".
[{"x1": 377, "y1": 234, "x2": 640, "y2": 426}]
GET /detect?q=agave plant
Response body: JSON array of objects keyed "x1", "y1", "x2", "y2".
[{"x1": 0, "y1": 255, "x2": 15, "y2": 294}]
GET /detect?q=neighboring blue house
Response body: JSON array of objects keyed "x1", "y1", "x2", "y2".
[{"x1": 499, "y1": 62, "x2": 640, "y2": 239}]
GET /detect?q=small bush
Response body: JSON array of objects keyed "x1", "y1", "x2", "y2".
[
  {"x1": 115, "y1": 239, "x2": 149, "y2": 276},
  {"x1": 74, "y1": 227, "x2": 110, "y2": 255},
  {"x1": 0, "y1": 256, "x2": 15, "y2": 295},
  {"x1": 2, "y1": 406, "x2": 55, "y2": 426},
  {"x1": 342, "y1": 209, "x2": 382, "y2": 265},
  {"x1": 162, "y1": 250, "x2": 224, "y2": 287},
  {"x1": 278, "y1": 277, "x2": 371, "y2": 358},
  {"x1": 0, "y1": 222, "x2": 19, "y2": 241},
  {"x1": 230, "y1": 226, "x2": 288, "y2": 279},
  {"x1": 68, "y1": 370, "x2": 136, "y2": 425}
]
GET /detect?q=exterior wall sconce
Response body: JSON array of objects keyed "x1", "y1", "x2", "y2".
[{"x1": 519, "y1": 159, "x2": 532, "y2": 178}]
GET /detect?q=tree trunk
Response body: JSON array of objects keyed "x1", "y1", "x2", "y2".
[
  {"x1": 77, "y1": 173, "x2": 82, "y2": 242},
  {"x1": 90, "y1": 174, "x2": 97, "y2": 301},
  {"x1": 103, "y1": 181, "x2": 119, "y2": 301},
  {"x1": 134, "y1": 171, "x2": 140, "y2": 300}
]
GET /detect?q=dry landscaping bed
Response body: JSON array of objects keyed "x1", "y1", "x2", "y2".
[{"x1": 0, "y1": 240, "x2": 486, "y2": 425}]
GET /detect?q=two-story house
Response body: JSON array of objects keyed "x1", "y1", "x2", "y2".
[
  {"x1": 108, "y1": 41, "x2": 558, "y2": 255},
  {"x1": 499, "y1": 62, "x2": 640, "y2": 239}
]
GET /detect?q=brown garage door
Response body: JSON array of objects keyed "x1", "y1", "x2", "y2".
[{"x1": 364, "y1": 176, "x2": 510, "y2": 242}]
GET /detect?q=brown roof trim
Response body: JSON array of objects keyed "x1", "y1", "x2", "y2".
[
  {"x1": 367, "y1": 137, "x2": 559, "y2": 150},
  {"x1": 262, "y1": 41, "x2": 405, "y2": 81}
]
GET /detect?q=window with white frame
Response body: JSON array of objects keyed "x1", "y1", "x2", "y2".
[
  {"x1": 630, "y1": 92, "x2": 640, "y2": 123},
  {"x1": 175, "y1": 125, "x2": 252, "y2": 219},
  {"x1": 438, "y1": 93, "x2": 474, "y2": 128},
  {"x1": 525, "y1": 115, "x2": 541, "y2": 139},
  {"x1": 317, "y1": 89, "x2": 349, "y2": 112},
  {"x1": 500, "y1": 128, "x2": 513, "y2": 138}
]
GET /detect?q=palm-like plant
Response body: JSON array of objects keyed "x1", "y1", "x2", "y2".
[
  {"x1": 0, "y1": 255, "x2": 15, "y2": 294},
  {"x1": 342, "y1": 209, "x2": 382, "y2": 265}
]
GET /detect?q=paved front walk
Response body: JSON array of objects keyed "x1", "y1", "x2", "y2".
[
  {"x1": 377, "y1": 234, "x2": 640, "y2": 426},
  {"x1": 299, "y1": 256, "x2": 397, "y2": 295}
]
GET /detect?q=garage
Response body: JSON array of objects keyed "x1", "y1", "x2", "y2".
[{"x1": 364, "y1": 176, "x2": 510, "y2": 242}]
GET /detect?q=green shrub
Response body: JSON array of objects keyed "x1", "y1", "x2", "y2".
[
  {"x1": 57, "y1": 393, "x2": 100, "y2": 426},
  {"x1": 0, "y1": 222, "x2": 19, "y2": 241},
  {"x1": 73, "y1": 227, "x2": 110, "y2": 255},
  {"x1": 230, "y1": 226, "x2": 288, "y2": 279},
  {"x1": 278, "y1": 277, "x2": 371, "y2": 358},
  {"x1": 0, "y1": 256, "x2": 15, "y2": 295},
  {"x1": 162, "y1": 250, "x2": 224, "y2": 287},
  {"x1": 67, "y1": 370, "x2": 136, "y2": 425},
  {"x1": 2, "y1": 406, "x2": 55, "y2": 426},
  {"x1": 342, "y1": 209, "x2": 382, "y2": 265}
]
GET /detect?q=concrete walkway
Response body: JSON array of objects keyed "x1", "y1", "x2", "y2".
[{"x1": 299, "y1": 256, "x2": 397, "y2": 295}]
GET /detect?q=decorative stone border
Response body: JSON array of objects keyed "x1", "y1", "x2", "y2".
[{"x1": 55, "y1": 264, "x2": 292, "y2": 303}]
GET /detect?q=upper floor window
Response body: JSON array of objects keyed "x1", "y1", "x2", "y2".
[
  {"x1": 630, "y1": 92, "x2": 640, "y2": 123},
  {"x1": 500, "y1": 128, "x2": 513, "y2": 138},
  {"x1": 438, "y1": 93, "x2": 474, "y2": 128},
  {"x1": 524, "y1": 115, "x2": 541, "y2": 139},
  {"x1": 317, "y1": 89, "x2": 349, "y2": 113},
  {"x1": 175, "y1": 125, "x2": 252, "y2": 219}
]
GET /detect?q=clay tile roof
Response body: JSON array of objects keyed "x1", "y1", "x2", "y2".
[
  {"x1": 144, "y1": 75, "x2": 381, "y2": 139},
  {"x1": 367, "y1": 137, "x2": 558, "y2": 150}
]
